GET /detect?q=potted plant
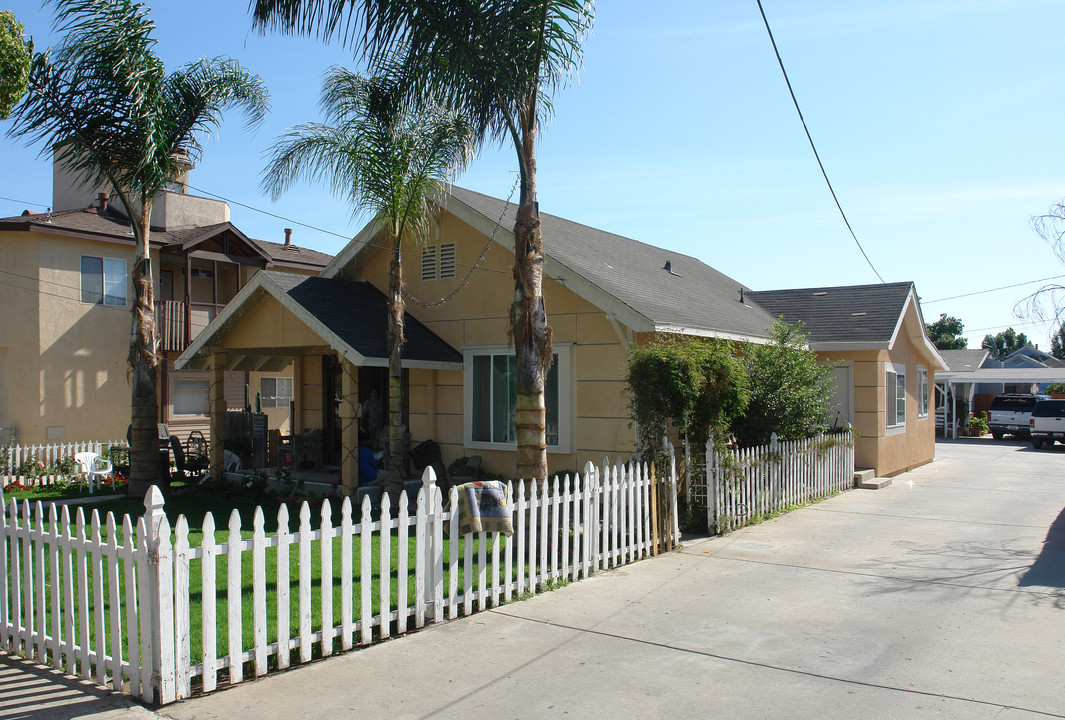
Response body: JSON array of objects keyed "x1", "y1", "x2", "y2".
[{"x1": 968, "y1": 411, "x2": 990, "y2": 437}]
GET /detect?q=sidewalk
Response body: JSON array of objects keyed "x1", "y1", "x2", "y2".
[{"x1": 0, "y1": 652, "x2": 159, "y2": 720}]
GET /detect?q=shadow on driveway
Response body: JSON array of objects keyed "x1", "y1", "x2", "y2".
[{"x1": 1019, "y1": 505, "x2": 1065, "y2": 590}]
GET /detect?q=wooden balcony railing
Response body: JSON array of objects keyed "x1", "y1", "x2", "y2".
[{"x1": 155, "y1": 300, "x2": 220, "y2": 352}]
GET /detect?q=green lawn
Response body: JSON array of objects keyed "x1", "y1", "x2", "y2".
[{"x1": 2, "y1": 487, "x2": 548, "y2": 681}]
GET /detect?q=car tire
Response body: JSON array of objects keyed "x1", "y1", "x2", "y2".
[
  {"x1": 1033, "y1": 438, "x2": 1044, "y2": 449},
  {"x1": 991, "y1": 431, "x2": 1004, "y2": 441}
]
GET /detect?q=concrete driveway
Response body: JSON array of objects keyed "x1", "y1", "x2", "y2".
[{"x1": 7, "y1": 438, "x2": 1062, "y2": 719}]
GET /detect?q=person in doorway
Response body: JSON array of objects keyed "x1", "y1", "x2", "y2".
[{"x1": 361, "y1": 387, "x2": 383, "y2": 447}]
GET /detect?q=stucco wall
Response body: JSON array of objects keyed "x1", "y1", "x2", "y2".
[{"x1": 0, "y1": 229, "x2": 148, "y2": 444}]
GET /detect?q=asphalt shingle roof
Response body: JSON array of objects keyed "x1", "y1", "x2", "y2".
[
  {"x1": 744, "y1": 282, "x2": 915, "y2": 344},
  {"x1": 939, "y1": 349, "x2": 990, "y2": 372},
  {"x1": 447, "y1": 186, "x2": 779, "y2": 340},
  {"x1": 0, "y1": 207, "x2": 332, "y2": 269},
  {"x1": 266, "y1": 272, "x2": 461, "y2": 365}
]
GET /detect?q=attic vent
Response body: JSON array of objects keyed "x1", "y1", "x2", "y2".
[
  {"x1": 283, "y1": 244, "x2": 301, "y2": 253},
  {"x1": 439, "y1": 243, "x2": 456, "y2": 278},
  {"x1": 851, "y1": 311, "x2": 867, "y2": 317},
  {"x1": 663, "y1": 259, "x2": 680, "y2": 276},
  {"x1": 422, "y1": 245, "x2": 437, "y2": 280},
  {"x1": 812, "y1": 291, "x2": 827, "y2": 296}
]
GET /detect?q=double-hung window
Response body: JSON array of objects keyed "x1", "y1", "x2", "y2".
[
  {"x1": 173, "y1": 376, "x2": 209, "y2": 416},
  {"x1": 261, "y1": 376, "x2": 293, "y2": 408},
  {"x1": 465, "y1": 345, "x2": 571, "y2": 452},
  {"x1": 917, "y1": 367, "x2": 929, "y2": 418},
  {"x1": 886, "y1": 364, "x2": 906, "y2": 429},
  {"x1": 80, "y1": 256, "x2": 127, "y2": 306}
]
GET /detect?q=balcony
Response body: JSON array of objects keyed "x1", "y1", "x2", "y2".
[{"x1": 155, "y1": 300, "x2": 221, "y2": 352}]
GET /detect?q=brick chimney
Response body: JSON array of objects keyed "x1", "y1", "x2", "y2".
[{"x1": 284, "y1": 228, "x2": 292, "y2": 247}]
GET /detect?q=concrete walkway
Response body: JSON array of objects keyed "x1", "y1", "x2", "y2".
[{"x1": 5, "y1": 439, "x2": 1063, "y2": 718}]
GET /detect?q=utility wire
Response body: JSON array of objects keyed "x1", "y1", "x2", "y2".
[
  {"x1": 188, "y1": 183, "x2": 513, "y2": 276},
  {"x1": 756, "y1": 0, "x2": 885, "y2": 283},
  {"x1": 924, "y1": 274, "x2": 1065, "y2": 304},
  {"x1": 0, "y1": 195, "x2": 51, "y2": 210}
]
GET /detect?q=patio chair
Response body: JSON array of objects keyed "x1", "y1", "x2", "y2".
[
  {"x1": 74, "y1": 451, "x2": 112, "y2": 494},
  {"x1": 169, "y1": 435, "x2": 208, "y2": 482}
]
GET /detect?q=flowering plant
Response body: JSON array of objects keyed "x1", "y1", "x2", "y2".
[{"x1": 2, "y1": 479, "x2": 27, "y2": 493}]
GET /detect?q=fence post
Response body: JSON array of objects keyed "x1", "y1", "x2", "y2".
[
  {"x1": 705, "y1": 438, "x2": 717, "y2": 533},
  {"x1": 421, "y1": 466, "x2": 442, "y2": 621},
  {"x1": 144, "y1": 486, "x2": 176, "y2": 704}
]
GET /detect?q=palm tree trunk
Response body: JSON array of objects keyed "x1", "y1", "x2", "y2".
[
  {"x1": 127, "y1": 201, "x2": 160, "y2": 498},
  {"x1": 512, "y1": 124, "x2": 551, "y2": 484},
  {"x1": 386, "y1": 239, "x2": 405, "y2": 494}
]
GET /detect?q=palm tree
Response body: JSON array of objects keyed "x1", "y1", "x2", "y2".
[
  {"x1": 8, "y1": 0, "x2": 269, "y2": 497},
  {"x1": 252, "y1": 0, "x2": 594, "y2": 484},
  {"x1": 263, "y1": 66, "x2": 472, "y2": 492}
]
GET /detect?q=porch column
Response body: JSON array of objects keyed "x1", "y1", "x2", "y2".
[
  {"x1": 209, "y1": 351, "x2": 227, "y2": 478},
  {"x1": 339, "y1": 360, "x2": 360, "y2": 496}
]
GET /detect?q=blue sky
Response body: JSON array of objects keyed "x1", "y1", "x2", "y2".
[{"x1": 3, "y1": 0, "x2": 1065, "y2": 350}]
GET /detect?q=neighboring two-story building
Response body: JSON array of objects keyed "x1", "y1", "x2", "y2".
[{"x1": 0, "y1": 157, "x2": 331, "y2": 446}]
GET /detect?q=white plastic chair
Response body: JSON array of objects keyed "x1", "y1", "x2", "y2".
[{"x1": 74, "y1": 451, "x2": 112, "y2": 494}]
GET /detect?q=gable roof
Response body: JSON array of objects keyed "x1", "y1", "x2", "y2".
[
  {"x1": 939, "y1": 348, "x2": 990, "y2": 372},
  {"x1": 744, "y1": 282, "x2": 914, "y2": 345},
  {"x1": 176, "y1": 271, "x2": 461, "y2": 372}
]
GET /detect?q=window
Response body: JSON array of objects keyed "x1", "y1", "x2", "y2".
[
  {"x1": 466, "y1": 346, "x2": 571, "y2": 451},
  {"x1": 917, "y1": 367, "x2": 929, "y2": 418},
  {"x1": 421, "y1": 243, "x2": 456, "y2": 280},
  {"x1": 261, "y1": 376, "x2": 293, "y2": 408},
  {"x1": 81, "y1": 256, "x2": 126, "y2": 306},
  {"x1": 173, "y1": 377, "x2": 209, "y2": 416},
  {"x1": 886, "y1": 365, "x2": 906, "y2": 428}
]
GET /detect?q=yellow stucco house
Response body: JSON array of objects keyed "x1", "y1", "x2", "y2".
[
  {"x1": 0, "y1": 160, "x2": 331, "y2": 447},
  {"x1": 176, "y1": 186, "x2": 945, "y2": 489}
]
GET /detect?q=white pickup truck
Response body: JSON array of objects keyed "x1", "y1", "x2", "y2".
[
  {"x1": 1029, "y1": 399, "x2": 1065, "y2": 449},
  {"x1": 987, "y1": 394, "x2": 1050, "y2": 440}
]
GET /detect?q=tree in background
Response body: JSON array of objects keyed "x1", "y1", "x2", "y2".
[
  {"x1": 1050, "y1": 321, "x2": 1065, "y2": 361},
  {"x1": 731, "y1": 320, "x2": 837, "y2": 447},
  {"x1": 8, "y1": 0, "x2": 269, "y2": 497},
  {"x1": 252, "y1": 0, "x2": 594, "y2": 484},
  {"x1": 982, "y1": 327, "x2": 1029, "y2": 361},
  {"x1": 262, "y1": 66, "x2": 471, "y2": 492},
  {"x1": 0, "y1": 10, "x2": 33, "y2": 119},
  {"x1": 925, "y1": 313, "x2": 967, "y2": 350}
]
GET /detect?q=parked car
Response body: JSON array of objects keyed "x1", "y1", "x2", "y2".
[
  {"x1": 987, "y1": 394, "x2": 1051, "y2": 440},
  {"x1": 1029, "y1": 399, "x2": 1065, "y2": 449}
]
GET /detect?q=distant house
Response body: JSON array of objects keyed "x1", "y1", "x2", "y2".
[
  {"x1": 178, "y1": 185, "x2": 945, "y2": 488},
  {"x1": 0, "y1": 157, "x2": 331, "y2": 446}
]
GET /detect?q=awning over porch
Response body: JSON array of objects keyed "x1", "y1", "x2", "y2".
[{"x1": 174, "y1": 270, "x2": 463, "y2": 372}]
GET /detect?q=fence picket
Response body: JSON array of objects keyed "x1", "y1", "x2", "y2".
[
  {"x1": 528, "y1": 481, "x2": 539, "y2": 589},
  {"x1": 275, "y1": 505, "x2": 291, "y2": 668},
  {"x1": 105, "y1": 513, "x2": 122, "y2": 690},
  {"x1": 226, "y1": 511, "x2": 243, "y2": 685},
  {"x1": 413, "y1": 491, "x2": 426, "y2": 629},
  {"x1": 516, "y1": 481, "x2": 526, "y2": 596},
  {"x1": 174, "y1": 516, "x2": 191, "y2": 699},
  {"x1": 339, "y1": 497, "x2": 354, "y2": 649},
  {"x1": 319, "y1": 501, "x2": 333, "y2": 657},
  {"x1": 135, "y1": 517, "x2": 154, "y2": 702},
  {"x1": 91, "y1": 511, "x2": 106, "y2": 685},
  {"x1": 298, "y1": 503, "x2": 311, "y2": 663},
  {"x1": 561, "y1": 475, "x2": 571, "y2": 582},
  {"x1": 378, "y1": 493, "x2": 391, "y2": 641},
  {"x1": 200, "y1": 513, "x2": 217, "y2": 693},
  {"x1": 397, "y1": 491, "x2": 409, "y2": 633},
  {"x1": 252, "y1": 508, "x2": 267, "y2": 675},
  {"x1": 360, "y1": 495, "x2": 373, "y2": 645}
]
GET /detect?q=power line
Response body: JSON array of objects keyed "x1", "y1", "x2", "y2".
[
  {"x1": 924, "y1": 274, "x2": 1065, "y2": 304},
  {"x1": 188, "y1": 183, "x2": 513, "y2": 276},
  {"x1": 0, "y1": 195, "x2": 51, "y2": 210},
  {"x1": 755, "y1": 0, "x2": 885, "y2": 284}
]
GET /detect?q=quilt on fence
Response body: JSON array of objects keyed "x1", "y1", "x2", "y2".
[{"x1": 456, "y1": 481, "x2": 513, "y2": 536}]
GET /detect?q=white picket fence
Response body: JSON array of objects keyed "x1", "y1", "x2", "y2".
[
  {"x1": 1, "y1": 440, "x2": 128, "y2": 486},
  {"x1": 0, "y1": 458, "x2": 679, "y2": 704},
  {"x1": 705, "y1": 431, "x2": 854, "y2": 533}
]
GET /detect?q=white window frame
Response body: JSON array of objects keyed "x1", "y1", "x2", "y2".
[
  {"x1": 917, "y1": 366, "x2": 929, "y2": 418},
  {"x1": 260, "y1": 376, "x2": 293, "y2": 409},
  {"x1": 80, "y1": 255, "x2": 127, "y2": 307},
  {"x1": 886, "y1": 362, "x2": 906, "y2": 433},
  {"x1": 172, "y1": 373, "x2": 210, "y2": 417},
  {"x1": 463, "y1": 344, "x2": 573, "y2": 454}
]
